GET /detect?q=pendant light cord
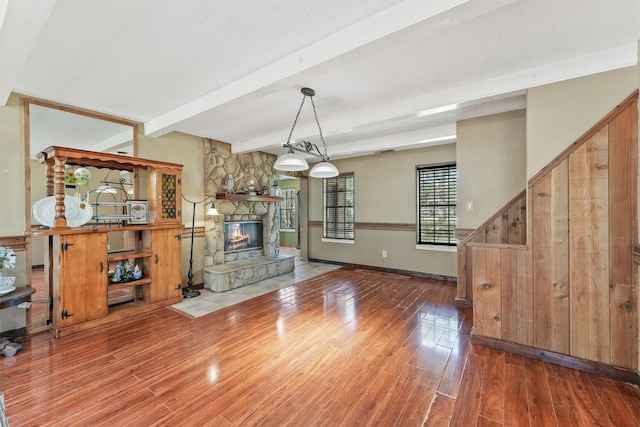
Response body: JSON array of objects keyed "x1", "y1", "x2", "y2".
[
  {"x1": 309, "y1": 95, "x2": 329, "y2": 160},
  {"x1": 284, "y1": 89, "x2": 329, "y2": 161}
]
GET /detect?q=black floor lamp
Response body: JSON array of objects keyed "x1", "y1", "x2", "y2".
[{"x1": 182, "y1": 194, "x2": 219, "y2": 298}]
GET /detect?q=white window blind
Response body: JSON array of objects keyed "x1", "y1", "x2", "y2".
[
  {"x1": 323, "y1": 173, "x2": 354, "y2": 240},
  {"x1": 417, "y1": 164, "x2": 456, "y2": 246}
]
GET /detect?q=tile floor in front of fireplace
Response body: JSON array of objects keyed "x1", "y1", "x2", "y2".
[{"x1": 170, "y1": 248, "x2": 342, "y2": 318}]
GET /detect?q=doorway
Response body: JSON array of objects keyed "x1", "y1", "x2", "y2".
[{"x1": 278, "y1": 175, "x2": 308, "y2": 261}]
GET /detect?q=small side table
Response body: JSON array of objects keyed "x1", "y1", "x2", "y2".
[{"x1": 0, "y1": 287, "x2": 36, "y2": 310}]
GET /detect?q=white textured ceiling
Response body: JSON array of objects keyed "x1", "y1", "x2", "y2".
[{"x1": 2, "y1": 0, "x2": 639, "y2": 160}]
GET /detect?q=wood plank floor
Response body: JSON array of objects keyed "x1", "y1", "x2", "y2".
[{"x1": 3, "y1": 267, "x2": 640, "y2": 426}]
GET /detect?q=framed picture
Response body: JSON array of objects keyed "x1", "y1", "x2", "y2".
[{"x1": 128, "y1": 200, "x2": 147, "y2": 224}]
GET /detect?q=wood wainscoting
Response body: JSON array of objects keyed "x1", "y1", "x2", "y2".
[
  {"x1": 461, "y1": 91, "x2": 639, "y2": 373},
  {"x1": 456, "y1": 190, "x2": 528, "y2": 303}
]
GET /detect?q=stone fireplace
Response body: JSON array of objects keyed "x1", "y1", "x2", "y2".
[{"x1": 201, "y1": 139, "x2": 294, "y2": 292}]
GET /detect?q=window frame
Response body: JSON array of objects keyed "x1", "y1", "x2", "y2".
[
  {"x1": 322, "y1": 172, "x2": 355, "y2": 242},
  {"x1": 280, "y1": 188, "x2": 297, "y2": 232},
  {"x1": 416, "y1": 162, "x2": 457, "y2": 246}
]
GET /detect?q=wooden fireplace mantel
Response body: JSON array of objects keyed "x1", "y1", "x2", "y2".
[{"x1": 215, "y1": 193, "x2": 283, "y2": 202}]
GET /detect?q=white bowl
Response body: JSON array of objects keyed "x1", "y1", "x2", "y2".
[
  {"x1": 3, "y1": 346, "x2": 17, "y2": 357},
  {"x1": 0, "y1": 275, "x2": 16, "y2": 288}
]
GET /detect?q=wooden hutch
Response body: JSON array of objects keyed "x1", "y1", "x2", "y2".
[{"x1": 34, "y1": 146, "x2": 183, "y2": 337}]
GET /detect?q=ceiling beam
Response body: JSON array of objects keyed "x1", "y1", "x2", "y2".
[
  {"x1": 231, "y1": 43, "x2": 637, "y2": 156},
  {"x1": 144, "y1": 0, "x2": 524, "y2": 137}
]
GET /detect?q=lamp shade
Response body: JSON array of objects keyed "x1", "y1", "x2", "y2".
[
  {"x1": 207, "y1": 203, "x2": 219, "y2": 216},
  {"x1": 274, "y1": 152, "x2": 309, "y2": 171},
  {"x1": 310, "y1": 161, "x2": 339, "y2": 178}
]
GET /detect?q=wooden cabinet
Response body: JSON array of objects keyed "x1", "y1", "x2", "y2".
[
  {"x1": 142, "y1": 228, "x2": 183, "y2": 303},
  {"x1": 52, "y1": 233, "x2": 108, "y2": 329},
  {"x1": 35, "y1": 146, "x2": 185, "y2": 337},
  {"x1": 147, "y1": 168, "x2": 182, "y2": 224},
  {"x1": 162, "y1": 170, "x2": 181, "y2": 222}
]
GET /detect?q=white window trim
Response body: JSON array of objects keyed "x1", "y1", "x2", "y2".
[
  {"x1": 415, "y1": 244, "x2": 457, "y2": 253},
  {"x1": 322, "y1": 238, "x2": 355, "y2": 244}
]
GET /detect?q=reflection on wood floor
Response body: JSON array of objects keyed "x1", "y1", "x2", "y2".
[
  {"x1": 28, "y1": 267, "x2": 48, "y2": 331},
  {"x1": 4, "y1": 267, "x2": 640, "y2": 426}
]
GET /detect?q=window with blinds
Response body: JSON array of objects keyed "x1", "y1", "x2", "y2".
[
  {"x1": 323, "y1": 173, "x2": 354, "y2": 240},
  {"x1": 417, "y1": 163, "x2": 457, "y2": 246}
]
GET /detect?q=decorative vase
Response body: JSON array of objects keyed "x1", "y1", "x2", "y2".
[
  {"x1": 270, "y1": 181, "x2": 281, "y2": 197},
  {"x1": 0, "y1": 270, "x2": 16, "y2": 289},
  {"x1": 227, "y1": 174, "x2": 235, "y2": 194},
  {"x1": 133, "y1": 264, "x2": 143, "y2": 280}
]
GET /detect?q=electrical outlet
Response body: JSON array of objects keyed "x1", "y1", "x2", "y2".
[{"x1": 382, "y1": 250, "x2": 388, "y2": 258}]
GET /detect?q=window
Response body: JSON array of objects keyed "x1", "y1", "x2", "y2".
[
  {"x1": 280, "y1": 188, "x2": 296, "y2": 231},
  {"x1": 323, "y1": 173, "x2": 354, "y2": 240},
  {"x1": 417, "y1": 163, "x2": 456, "y2": 246}
]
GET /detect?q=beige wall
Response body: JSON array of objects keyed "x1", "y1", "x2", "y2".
[
  {"x1": 527, "y1": 66, "x2": 638, "y2": 179},
  {"x1": 0, "y1": 94, "x2": 27, "y2": 332},
  {"x1": 0, "y1": 93, "x2": 26, "y2": 236},
  {"x1": 138, "y1": 130, "x2": 206, "y2": 286},
  {"x1": 456, "y1": 109, "x2": 526, "y2": 230},
  {"x1": 308, "y1": 145, "x2": 458, "y2": 278}
]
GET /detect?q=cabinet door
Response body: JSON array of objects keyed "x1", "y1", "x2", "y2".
[
  {"x1": 158, "y1": 169, "x2": 182, "y2": 224},
  {"x1": 146, "y1": 228, "x2": 183, "y2": 302},
  {"x1": 53, "y1": 233, "x2": 108, "y2": 328}
]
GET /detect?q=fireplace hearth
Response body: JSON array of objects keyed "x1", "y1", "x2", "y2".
[{"x1": 224, "y1": 220, "x2": 263, "y2": 253}]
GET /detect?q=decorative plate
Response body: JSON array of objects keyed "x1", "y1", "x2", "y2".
[
  {"x1": 0, "y1": 286, "x2": 16, "y2": 296},
  {"x1": 32, "y1": 196, "x2": 93, "y2": 228}
]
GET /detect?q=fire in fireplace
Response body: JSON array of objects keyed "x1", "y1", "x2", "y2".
[{"x1": 224, "y1": 220, "x2": 264, "y2": 253}]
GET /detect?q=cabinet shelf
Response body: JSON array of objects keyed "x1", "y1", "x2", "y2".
[
  {"x1": 107, "y1": 250, "x2": 152, "y2": 262},
  {"x1": 108, "y1": 295, "x2": 136, "y2": 306},
  {"x1": 216, "y1": 193, "x2": 283, "y2": 202},
  {"x1": 108, "y1": 277, "x2": 152, "y2": 290},
  {"x1": 93, "y1": 202, "x2": 129, "y2": 206}
]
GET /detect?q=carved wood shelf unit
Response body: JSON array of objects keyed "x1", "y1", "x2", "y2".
[{"x1": 34, "y1": 146, "x2": 184, "y2": 337}]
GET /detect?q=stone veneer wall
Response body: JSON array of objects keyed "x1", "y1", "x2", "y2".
[{"x1": 203, "y1": 139, "x2": 281, "y2": 266}]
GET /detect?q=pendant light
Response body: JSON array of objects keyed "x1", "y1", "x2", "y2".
[{"x1": 274, "y1": 87, "x2": 339, "y2": 178}]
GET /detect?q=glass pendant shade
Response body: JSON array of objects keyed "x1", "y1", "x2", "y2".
[
  {"x1": 207, "y1": 203, "x2": 219, "y2": 216},
  {"x1": 274, "y1": 152, "x2": 309, "y2": 171},
  {"x1": 310, "y1": 161, "x2": 339, "y2": 178}
]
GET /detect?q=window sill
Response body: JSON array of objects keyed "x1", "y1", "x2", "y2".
[
  {"x1": 415, "y1": 244, "x2": 457, "y2": 253},
  {"x1": 322, "y1": 238, "x2": 355, "y2": 244},
  {"x1": 280, "y1": 229, "x2": 296, "y2": 233}
]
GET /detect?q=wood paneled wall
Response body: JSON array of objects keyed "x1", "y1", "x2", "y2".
[
  {"x1": 464, "y1": 91, "x2": 638, "y2": 370},
  {"x1": 456, "y1": 191, "x2": 527, "y2": 302}
]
